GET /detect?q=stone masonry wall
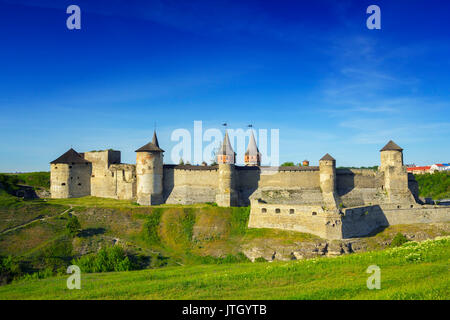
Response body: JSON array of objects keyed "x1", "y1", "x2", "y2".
[
  {"x1": 50, "y1": 163, "x2": 91, "y2": 198},
  {"x1": 163, "y1": 166, "x2": 219, "y2": 204}
]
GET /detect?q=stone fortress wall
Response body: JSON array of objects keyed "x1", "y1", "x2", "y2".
[{"x1": 50, "y1": 136, "x2": 449, "y2": 239}]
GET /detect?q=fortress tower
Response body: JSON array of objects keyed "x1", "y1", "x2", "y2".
[
  {"x1": 379, "y1": 140, "x2": 413, "y2": 203},
  {"x1": 50, "y1": 148, "x2": 92, "y2": 198},
  {"x1": 319, "y1": 153, "x2": 339, "y2": 210},
  {"x1": 135, "y1": 131, "x2": 164, "y2": 205},
  {"x1": 244, "y1": 131, "x2": 261, "y2": 166},
  {"x1": 216, "y1": 131, "x2": 238, "y2": 207}
]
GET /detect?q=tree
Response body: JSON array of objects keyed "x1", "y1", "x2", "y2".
[
  {"x1": 281, "y1": 162, "x2": 295, "y2": 167},
  {"x1": 66, "y1": 215, "x2": 81, "y2": 236}
]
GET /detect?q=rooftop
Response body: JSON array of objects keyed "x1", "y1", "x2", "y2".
[
  {"x1": 320, "y1": 153, "x2": 335, "y2": 161},
  {"x1": 380, "y1": 140, "x2": 403, "y2": 152},
  {"x1": 50, "y1": 148, "x2": 90, "y2": 164},
  {"x1": 135, "y1": 131, "x2": 165, "y2": 152}
]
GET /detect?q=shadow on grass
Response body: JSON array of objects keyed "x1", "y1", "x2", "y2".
[{"x1": 77, "y1": 227, "x2": 106, "y2": 238}]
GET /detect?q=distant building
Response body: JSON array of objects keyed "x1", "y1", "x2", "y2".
[
  {"x1": 406, "y1": 163, "x2": 450, "y2": 174},
  {"x1": 430, "y1": 163, "x2": 450, "y2": 172},
  {"x1": 406, "y1": 166, "x2": 431, "y2": 174}
]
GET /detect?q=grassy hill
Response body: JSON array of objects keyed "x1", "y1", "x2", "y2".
[
  {"x1": 0, "y1": 172, "x2": 50, "y2": 192},
  {"x1": 0, "y1": 236, "x2": 448, "y2": 300},
  {"x1": 0, "y1": 172, "x2": 449, "y2": 299}
]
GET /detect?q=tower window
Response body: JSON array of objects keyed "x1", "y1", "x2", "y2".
[
  {"x1": 61, "y1": 183, "x2": 66, "y2": 186},
  {"x1": 312, "y1": 211, "x2": 317, "y2": 216},
  {"x1": 261, "y1": 208, "x2": 267, "y2": 213},
  {"x1": 289, "y1": 209, "x2": 295, "y2": 214},
  {"x1": 78, "y1": 183, "x2": 82, "y2": 186},
  {"x1": 275, "y1": 208, "x2": 281, "y2": 213}
]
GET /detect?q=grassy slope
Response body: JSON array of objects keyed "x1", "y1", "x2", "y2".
[
  {"x1": 1, "y1": 194, "x2": 449, "y2": 276},
  {"x1": 0, "y1": 172, "x2": 50, "y2": 191},
  {"x1": 0, "y1": 172, "x2": 449, "y2": 299},
  {"x1": 0, "y1": 237, "x2": 448, "y2": 300}
]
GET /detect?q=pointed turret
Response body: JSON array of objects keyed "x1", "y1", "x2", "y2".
[
  {"x1": 135, "y1": 130, "x2": 164, "y2": 205},
  {"x1": 216, "y1": 130, "x2": 237, "y2": 206},
  {"x1": 244, "y1": 131, "x2": 261, "y2": 166},
  {"x1": 217, "y1": 131, "x2": 235, "y2": 164},
  {"x1": 135, "y1": 131, "x2": 164, "y2": 153}
]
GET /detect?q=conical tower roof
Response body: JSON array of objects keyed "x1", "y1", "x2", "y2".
[
  {"x1": 50, "y1": 148, "x2": 90, "y2": 164},
  {"x1": 218, "y1": 131, "x2": 235, "y2": 155},
  {"x1": 320, "y1": 153, "x2": 335, "y2": 161},
  {"x1": 135, "y1": 131, "x2": 165, "y2": 152},
  {"x1": 380, "y1": 140, "x2": 403, "y2": 152},
  {"x1": 245, "y1": 131, "x2": 260, "y2": 156}
]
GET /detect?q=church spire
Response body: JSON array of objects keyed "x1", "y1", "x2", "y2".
[{"x1": 245, "y1": 131, "x2": 261, "y2": 166}]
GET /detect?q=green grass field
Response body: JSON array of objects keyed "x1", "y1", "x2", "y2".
[
  {"x1": 0, "y1": 236, "x2": 448, "y2": 300},
  {"x1": 1, "y1": 172, "x2": 449, "y2": 299}
]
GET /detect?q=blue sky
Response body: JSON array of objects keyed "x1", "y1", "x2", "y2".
[{"x1": 0, "y1": 0, "x2": 449, "y2": 171}]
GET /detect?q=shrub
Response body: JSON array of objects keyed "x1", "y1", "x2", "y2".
[
  {"x1": 415, "y1": 172, "x2": 450, "y2": 199},
  {"x1": 205, "y1": 202, "x2": 218, "y2": 207},
  {"x1": 66, "y1": 215, "x2": 81, "y2": 236},
  {"x1": 0, "y1": 255, "x2": 22, "y2": 284},
  {"x1": 391, "y1": 233, "x2": 409, "y2": 247},
  {"x1": 281, "y1": 162, "x2": 295, "y2": 167},
  {"x1": 72, "y1": 246, "x2": 133, "y2": 273}
]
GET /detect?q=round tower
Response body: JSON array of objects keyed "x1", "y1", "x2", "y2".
[
  {"x1": 379, "y1": 140, "x2": 412, "y2": 203},
  {"x1": 135, "y1": 131, "x2": 164, "y2": 205},
  {"x1": 319, "y1": 153, "x2": 339, "y2": 210},
  {"x1": 216, "y1": 131, "x2": 238, "y2": 206},
  {"x1": 50, "y1": 163, "x2": 70, "y2": 198},
  {"x1": 380, "y1": 140, "x2": 403, "y2": 170},
  {"x1": 319, "y1": 153, "x2": 336, "y2": 194}
]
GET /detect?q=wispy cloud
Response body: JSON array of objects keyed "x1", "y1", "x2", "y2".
[{"x1": 311, "y1": 33, "x2": 449, "y2": 146}]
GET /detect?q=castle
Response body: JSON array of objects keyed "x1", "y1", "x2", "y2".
[{"x1": 50, "y1": 131, "x2": 449, "y2": 239}]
